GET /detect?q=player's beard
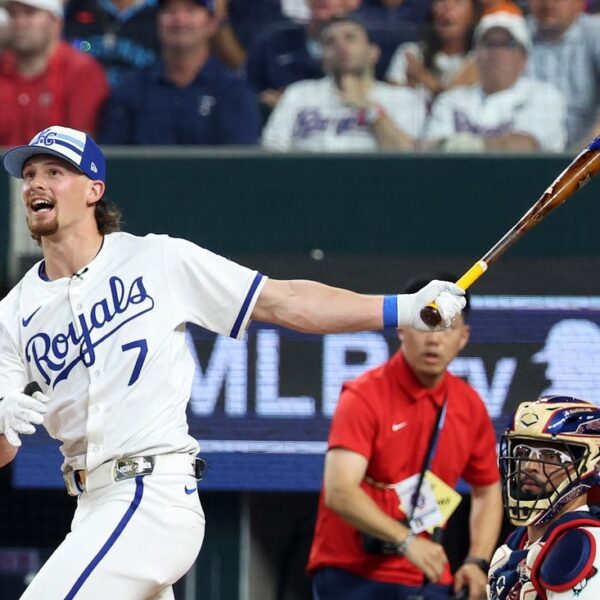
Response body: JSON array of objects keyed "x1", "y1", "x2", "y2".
[
  {"x1": 27, "y1": 215, "x2": 59, "y2": 240},
  {"x1": 514, "y1": 472, "x2": 552, "y2": 501}
]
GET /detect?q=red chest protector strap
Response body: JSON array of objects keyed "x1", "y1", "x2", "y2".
[{"x1": 530, "y1": 514, "x2": 600, "y2": 600}]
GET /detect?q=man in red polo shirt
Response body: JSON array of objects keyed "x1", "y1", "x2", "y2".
[
  {"x1": 308, "y1": 274, "x2": 503, "y2": 600},
  {"x1": 0, "y1": 0, "x2": 108, "y2": 145}
]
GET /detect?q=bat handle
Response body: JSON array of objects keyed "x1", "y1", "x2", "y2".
[
  {"x1": 419, "y1": 261, "x2": 488, "y2": 328},
  {"x1": 24, "y1": 382, "x2": 42, "y2": 396}
]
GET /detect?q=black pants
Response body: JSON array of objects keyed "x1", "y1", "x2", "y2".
[{"x1": 312, "y1": 567, "x2": 453, "y2": 600}]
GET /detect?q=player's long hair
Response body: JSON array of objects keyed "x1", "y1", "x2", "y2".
[{"x1": 95, "y1": 199, "x2": 122, "y2": 235}]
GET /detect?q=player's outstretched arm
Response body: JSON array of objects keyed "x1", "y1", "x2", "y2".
[{"x1": 252, "y1": 278, "x2": 465, "y2": 333}]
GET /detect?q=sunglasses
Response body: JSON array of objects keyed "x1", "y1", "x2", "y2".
[
  {"x1": 512, "y1": 443, "x2": 573, "y2": 466},
  {"x1": 478, "y1": 39, "x2": 521, "y2": 50}
]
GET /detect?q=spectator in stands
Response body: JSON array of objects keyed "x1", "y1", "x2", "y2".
[
  {"x1": 262, "y1": 17, "x2": 426, "y2": 152},
  {"x1": 423, "y1": 12, "x2": 566, "y2": 152},
  {"x1": 525, "y1": 0, "x2": 600, "y2": 148},
  {"x1": 100, "y1": 0, "x2": 261, "y2": 145},
  {"x1": 386, "y1": 0, "x2": 481, "y2": 105},
  {"x1": 350, "y1": 0, "x2": 433, "y2": 78},
  {"x1": 0, "y1": 0, "x2": 109, "y2": 145},
  {"x1": 64, "y1": 0, "x2": 160, "y2": 89},
  {"x1": 246, "y1": 0, "x2": 353, "y2": 112},
  {"x1": 211, "y1": 0, "x2": 285, "y2": 70}
]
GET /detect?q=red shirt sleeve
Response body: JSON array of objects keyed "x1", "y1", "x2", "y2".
[
  {"x1": 461, "y1": 394, "x2": 500, "y2": 487},
  {"x1": 328, "y1": 384, "x2": 378, "y2": 461}
]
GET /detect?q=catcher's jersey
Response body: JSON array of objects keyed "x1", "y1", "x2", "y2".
[{"x1": 0, "y1": 232, "x2": 266, "y2": 472}]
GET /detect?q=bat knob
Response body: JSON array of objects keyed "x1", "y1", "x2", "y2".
[
  {"x1": 24, "y1": 382, "x2": 42, "y2": 396},
  {"x1": 420, "y1": 304, "x2": 442, "y2": 328}
]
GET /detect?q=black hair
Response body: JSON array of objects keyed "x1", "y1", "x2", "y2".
[
  {"x1": 403, "y1": 272, "x2": 471, "y2": 322},
  {"x1": 319, "y1": 16, "x2": 374, "y2": 44},
  {"x1": 422, "y1": 0, "x2": 482, "y2": 73}
]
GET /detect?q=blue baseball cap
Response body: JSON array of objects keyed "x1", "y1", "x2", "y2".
[{"x1": 3, "y1": 126, "x2": 106, "y2": 182}]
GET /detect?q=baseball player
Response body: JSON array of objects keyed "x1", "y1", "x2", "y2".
[
  {"x1": 0, "y1": 125, "x2": 465, "y2": 599},
  {"x1": 488, "y1": 396, "x2": 600, "y2": 600}
]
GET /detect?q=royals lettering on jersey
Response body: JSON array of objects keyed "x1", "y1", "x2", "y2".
[
  {"x1": 0, "y1": 232, "x2": 266, "y2": 472},
  {"x1": 292, "y1": 108, "x2": 364, "y2": 140},
  {"x1": 25, "y1": 275, "x2": 155, "y2": 387},
  {"x1": 262, "y1": 77, "x2": 426, "y2": 152}
]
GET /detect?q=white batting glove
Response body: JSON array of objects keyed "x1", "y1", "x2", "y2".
[
  {"x1": 396, "y1": 280, "x2": 466, "y2": 332},
  {"x1": 0, "y1": 387, "x2": 49, "y2": 447}
]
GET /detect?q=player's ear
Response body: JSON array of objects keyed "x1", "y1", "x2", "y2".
[
  {"x1": 397, "y1": 328, "x2": 404, "y2": 343},
  {"x1": 86, "y1": 180, "x2": 105, "y2": 206},
  {"x1": 457, "y1": 323, "x2": 470, "y2": 352}
]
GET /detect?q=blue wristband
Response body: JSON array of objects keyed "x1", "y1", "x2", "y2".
[{"x1": 383, "y1": 295, "x2": 398, "y2": 328}]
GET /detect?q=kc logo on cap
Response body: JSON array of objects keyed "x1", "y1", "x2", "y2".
[{"x1": 3, "y1": 125, "x2": 106, "y2": 182}]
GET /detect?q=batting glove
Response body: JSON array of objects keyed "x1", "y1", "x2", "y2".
[
  {"x1": 396, "y1": 280, "x2": 466, "y2": 332},
  {"x1": 0, "y1": 386, "x2": 49, "y2": 447}
]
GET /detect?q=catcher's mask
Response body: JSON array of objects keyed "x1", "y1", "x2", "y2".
[{"x1": 500, "y1": 396, "x2": 600, "y2": 526}]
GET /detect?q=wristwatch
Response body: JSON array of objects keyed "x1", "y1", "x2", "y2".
[
  {"x1": 357, "y1": 104, "x2": 386, "y2": 126},
  {"x1": 397, "y1": 530, "x2": 416, "y2": 556},
  {"x1": 463, "y1": 555, "x2": 490, "y2": 574}
]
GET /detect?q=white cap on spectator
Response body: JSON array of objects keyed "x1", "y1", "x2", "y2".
[
  {"x1": 7, "y1": 0, "x2": 63, "y2": 18},
  {"x1": 475, "y1": 12, "x2": 531, "y2": 52}
]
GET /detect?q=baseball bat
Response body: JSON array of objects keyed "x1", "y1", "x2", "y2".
[{"x1": 420, "y1": 135, "x2": 600, "y2": 328}]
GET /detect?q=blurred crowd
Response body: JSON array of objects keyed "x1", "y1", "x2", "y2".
[{"x1": 0, "y1": 0, "x2": 599, "y2": 153}]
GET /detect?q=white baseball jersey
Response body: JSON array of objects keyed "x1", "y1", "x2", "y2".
[
  {"x1": 423, "y1": 77, "x2": 567, "y2": 152},
  {"x1": 261, "y1": 76, "x2": 426, "y2": 152},
  {"x1": 0, "y1": 231, "x2": 266, "y2": 473}
]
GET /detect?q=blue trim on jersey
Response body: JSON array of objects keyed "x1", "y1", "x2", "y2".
[
  {"x1": 383, "y1": 295, "x2": 398, "y2": 328},
  {"x1": 38, "y1": 261, "x2": 49, "y2": 282},
  {"x1": 589, "y1": 135, "x2": 600, "y2": 151},
  {"x1": 230, "y1": 273, "x2": 263, "y2": 338},
  {"x1": 64, "y1": 476, "x2": 145, "y2": 599}
]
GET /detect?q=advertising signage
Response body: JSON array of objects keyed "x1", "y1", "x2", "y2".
[{"x1": 15, "y1": 296, "x2": 600, "y2": 491}]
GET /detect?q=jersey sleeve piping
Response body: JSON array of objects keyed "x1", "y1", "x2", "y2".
[{"x1": 229, "y1": 272, "x2": 267, "y2": 340}]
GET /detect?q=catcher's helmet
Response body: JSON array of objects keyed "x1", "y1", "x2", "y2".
[{"x1": 500, "y1": 396, "x2": 600, "y2": 526}]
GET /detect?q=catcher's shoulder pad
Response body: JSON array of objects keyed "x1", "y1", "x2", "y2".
[{"x1": 538, "y1": 528, "x2": 597, "y2": 592}]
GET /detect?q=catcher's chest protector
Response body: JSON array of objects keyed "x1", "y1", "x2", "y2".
[{"x1": 488, "y1": 510, "x2": 600, "y2": 600}]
